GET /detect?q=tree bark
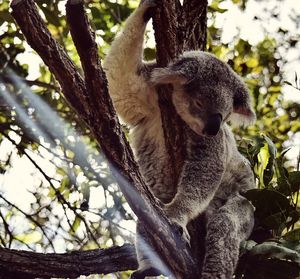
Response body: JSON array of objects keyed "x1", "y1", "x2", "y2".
[
  {"x1": 9, "y1": 0, "x2": 207, "y2": 277},
  {"x1": 151, "y1": 0, "x2": 208, "y2": 271},
  {"x1": 152, "y1": 0, "x2": 208, "y2": 193},
  {"x1": 0, "y1": 244, "x2": 137, "y2": 278}
]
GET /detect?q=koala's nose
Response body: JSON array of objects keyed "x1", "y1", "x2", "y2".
[{"x1": 203, "y1": 113, "x2": 222, "y2": 136}]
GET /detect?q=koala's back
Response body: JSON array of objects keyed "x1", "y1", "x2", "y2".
[{"x1": 131, "y1": 111, "x2": 176, "y2": 203}]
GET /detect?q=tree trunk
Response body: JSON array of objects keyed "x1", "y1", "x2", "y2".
[{"x1": 152, "y1": 0, "x2": 208, "y2": 270}]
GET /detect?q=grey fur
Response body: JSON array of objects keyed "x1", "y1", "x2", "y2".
[{"x1": 103, "y1": 1, "x2": 256, "y2": 278}]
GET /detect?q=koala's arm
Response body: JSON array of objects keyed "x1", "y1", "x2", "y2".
[
  {"x1": 103, "y1": 1, "x2": 158, "y2": 126},
  {"x1": 164, "y1": 142, "x2": 225, "y2": 231}
]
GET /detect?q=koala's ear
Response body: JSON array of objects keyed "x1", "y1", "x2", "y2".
[
  {"x1": 150, "y1": 68, "x2": 188, "y2": 86},
  {"x1": 230, "y1": 92, "x2": 256, "y2": 126}
]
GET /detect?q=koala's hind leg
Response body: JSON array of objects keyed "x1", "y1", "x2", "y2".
[{"x1": 201, "y1": 194, "x2": 255, "y2": 279}]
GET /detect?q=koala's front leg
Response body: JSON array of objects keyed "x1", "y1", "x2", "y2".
[
  {"x1": 164, "y1": 157, "x2": 224, "y2": 243},
  {"x1": 201, "y1": 194, "x2": 255, "y2": 279},
  {"x1": 103, "y1": 0, "x2": 157, "y2": 126}
]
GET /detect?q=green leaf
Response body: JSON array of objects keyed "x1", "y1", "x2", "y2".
[
  {"x1": 277, "y1": 171, "x2": 300, "y2": 195},
  {"x1": 71, "y1": 216, "x2": 81, "y2": 233},
  {"x1": 208, "y1": 6, "x2": 228, "y2": 13},
  {"x1": 283, "y1": 228, "x2": 300, "y2": 242},
  {"x1": 250, "y1": 242, "x2": 300, "y2": 262},
  {"x1": 0, "y1": 10, "x2": 14, "y2": 24},
  {"x1": 246, "y1": 57, "x2": 259, "y2": 68},
  {"x1": 262, "y1": 135, "x2": 277, "y2": 186},
  {"x1": 244, "y1": 189, "x2": 293, "y2": 230},
  {"x1": 144, "y1": 48, "x2": 156, "y2": 61},
  {"x1": 209, "y1": 1, "x2": 228, "y2": 13},
  {"x1": 60, "y1": 177, "x2": 70, "y2": 192},
  {"x1": 15, "y1": 231, "x2": 42, "y2": 244}
]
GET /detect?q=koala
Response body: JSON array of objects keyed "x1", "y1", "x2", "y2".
[{"x1": 103, "y1": 1, "x2": 256, "y2": 278}]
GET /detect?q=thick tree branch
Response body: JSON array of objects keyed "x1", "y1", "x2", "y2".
[
  {"x1": 0, "y1": 244, "x2": 137, "y2": 278},
  {"x1": 11, "y1": 0, "x2": 198, "y2": 277},
  {"x1": 151, "y1": 0, "x2": 208, "y2": 272},
  {"x1": 64, "y1": 2, "x2": 197, "y2": 278},
  {"x1": 152, "y1": 0, "x2": 178, "y2": 65},
  {"x1": 152, "y1": 1, "x2": 187, "y2": 188},
  {"x1": 151, "y1": 0, "x2": 208, "y2": 190}
]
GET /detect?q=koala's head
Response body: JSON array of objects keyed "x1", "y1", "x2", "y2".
[{"x1": 150, "y1": 51, "x2": 256, "y2": 136}]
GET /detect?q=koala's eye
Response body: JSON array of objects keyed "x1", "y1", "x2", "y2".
[{"x1": 194, "y1": 99, "x2": 203, "y2": 109}]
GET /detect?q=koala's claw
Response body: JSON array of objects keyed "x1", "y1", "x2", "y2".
[
  {"x1": 139, "y1": 0, "x2": 157, "y2": 22},
  {"x1": 130, "y1": 267, "x2": 162, "y2": 279},
  {"x1": 172, "y1": 222, "x2": 191, "y2": 246},
  {"x1": 139, "y1": 0, "x2": 157, "y2": 9}
]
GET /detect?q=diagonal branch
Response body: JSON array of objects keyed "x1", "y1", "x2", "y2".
[
  {"x1": 11, "y1": 0, "x2": 90, "y2": 120},
  {"x1": 65, "y1": 1, "x2": 197, "y2": 277},
  {"x1": 11, "y1": 0, "x2": 198, "y2": 277}
]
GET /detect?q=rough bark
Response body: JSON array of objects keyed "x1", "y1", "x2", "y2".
[
  {"x1": 9, "y1": 0, "x2": 204, "y2": 278},
  {"x1": 64, "y1": 2, "x2": 197, "y2": 278},
  {"x1": 151, "y1": 0, "x2": 181, "y2": 160},
  {"x1": 0, "y1": 244, "x2": 137, "y2": 278},
  {"x1": 179, "y1": 0, "x2": 207, "y2": 51},
  {"x1": 151, "y1": 0, "x2": 208, "y2": 189},
  {"x1": 151, "y1": 0, "x2": 208, "y2": 271}
]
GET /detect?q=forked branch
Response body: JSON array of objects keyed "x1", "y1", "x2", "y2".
[{"x1": 10, "y1": 0, "x2": 198, "y2": 277}]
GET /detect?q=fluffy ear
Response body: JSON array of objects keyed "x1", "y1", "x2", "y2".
[
  {"x1": 150, "y1": 68, "x2": 188, "y2": 86},
  {"x1": 230, "y1": 91, "x2": 256, "y2": 126}
]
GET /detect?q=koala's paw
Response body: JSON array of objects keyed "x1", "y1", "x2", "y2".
[
  {"x1": 172, "y1": 222, "x2": 191, "y2": 246},
  {"x1": 139, "y1": 0, "x2": 157, "y2": 22},
  {"x1": 130, "y1": 267, "x2": 162, "y2": 279},
  {"x1": 139, "y1": 0, "x2": 157, "y2": 9}
]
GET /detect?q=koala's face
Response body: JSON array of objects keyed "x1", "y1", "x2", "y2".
[
  {"x1": 172, "y1": 82, "x2": 233, "y2": 136},
  {"x1": 150, "y1": 51, "x2": 256, "y2": 136}
]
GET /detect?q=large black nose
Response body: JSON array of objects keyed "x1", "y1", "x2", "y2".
[{"x1": 203, "y1": 113, "x2": 222, "y2": 136}]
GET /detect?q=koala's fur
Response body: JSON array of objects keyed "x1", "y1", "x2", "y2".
[{"x1": 103, "y1": 1, "x2": 256, "y2": 278}]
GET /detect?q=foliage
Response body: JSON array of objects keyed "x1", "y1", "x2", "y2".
[
  {"x1": 236, "y1": 134, "x2": 300, "y2": 278},
  {"x1": 0, "y1": 0, "x2": 299, "y2": 278}
]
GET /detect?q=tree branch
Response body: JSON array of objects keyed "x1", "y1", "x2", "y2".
[
  {"x1": 151, "y1": 1, "x2": 187, "y2": 189},
  {"x1": 0, "y1": 244, "x2": 137, "y2": 278},
  {"x1": 180, "y1": 0, "x2": 208, "y2": 51},
  {"x1": 11, "y1": 0, "x2": 198, "y2": 277},
  {"x1": 64, "y1": 2, "x2": 197, "y2": 277},
  {"x1": 151, "y1": 0, "x2": 208, "y2": 273}
]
